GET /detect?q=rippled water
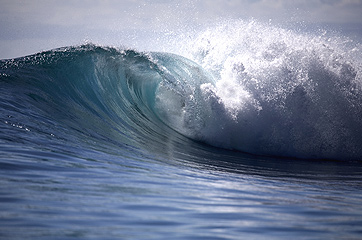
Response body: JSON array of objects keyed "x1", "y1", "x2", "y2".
[{"x1": 1, "y1": 140, "x2": 362, "y2": 239}]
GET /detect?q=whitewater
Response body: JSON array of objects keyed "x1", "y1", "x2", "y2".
[
  {"x1": 1, "y1": 20, "x2": 362, "y2": 239},
  {"x1": 162, "y1": 21, "x2": 362, "y2": 160}
]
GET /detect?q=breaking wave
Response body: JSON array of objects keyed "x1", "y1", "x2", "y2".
[{"x1": 1, "y1": 20, "x2": 362, "y2": 161}]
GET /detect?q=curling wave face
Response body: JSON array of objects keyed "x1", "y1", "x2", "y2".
[
  {"x1": 0, "y1": 45, "x2": 214, "y2": 161},
  {"x1": 1, "y1": 20, "x2": 362, "y2": 161}
]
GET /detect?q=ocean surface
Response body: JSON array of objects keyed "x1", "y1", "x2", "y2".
[{"x1": 1, "y1": 20, "x2": 362, "y2": 239}]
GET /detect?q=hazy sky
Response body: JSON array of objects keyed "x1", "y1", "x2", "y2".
[{"x1": 1, "y1": 0, "x2": 362, "y2": 59}]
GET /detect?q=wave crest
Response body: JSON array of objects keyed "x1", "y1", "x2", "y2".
[{"x1": 177, "y1": 20, "x2": 362, "y2": 160}]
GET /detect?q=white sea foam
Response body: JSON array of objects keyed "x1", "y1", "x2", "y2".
[{"x1": 158, "y1": 20, "x2": 362, "y2": 160}]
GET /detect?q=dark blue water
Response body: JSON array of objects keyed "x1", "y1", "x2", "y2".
[{"x1": 1, "y1": 21, "x2": 362, "y2": 239}]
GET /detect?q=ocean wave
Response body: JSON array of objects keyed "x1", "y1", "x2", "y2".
[{"x1": 1, "y1": 20, "x2": 362, "y2": 161}]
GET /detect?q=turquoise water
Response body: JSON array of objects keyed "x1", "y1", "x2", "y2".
[{"x1": 1, "y1": 20, "x2": 362, "y2": 239}]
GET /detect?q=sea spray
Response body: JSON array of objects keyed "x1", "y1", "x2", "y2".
[{"x1": 160, "y1": 20, "x2": 362, "y2": 160}]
